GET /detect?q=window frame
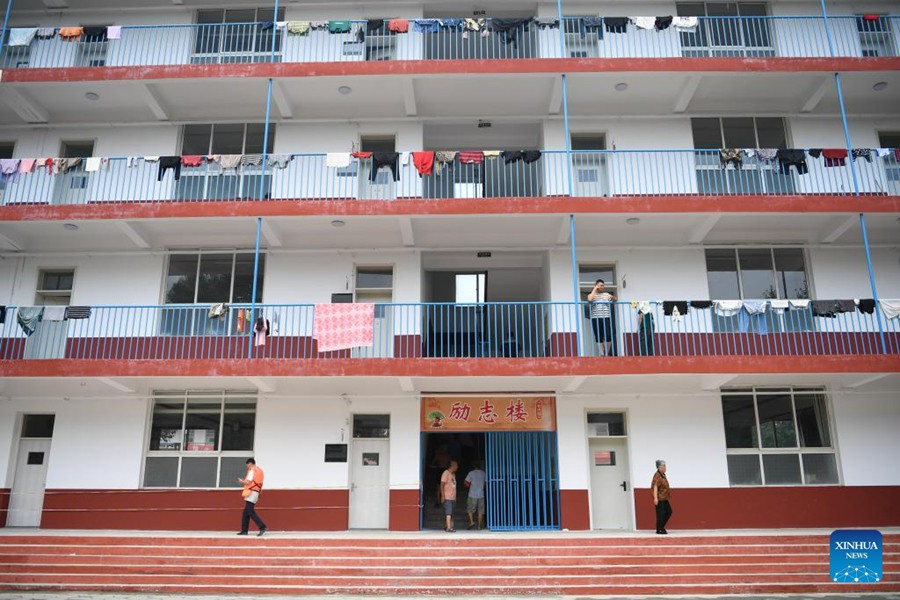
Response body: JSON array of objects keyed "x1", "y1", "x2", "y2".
[
  {"x1": 722, "y1": 386, "x2": 839, "y2": 487},
  {"x1": 704, "y1": 246, "x2": 811, "y2": 301},
  {"x1": 143, "y1": 390, "x2": 257, "y2": 489}
]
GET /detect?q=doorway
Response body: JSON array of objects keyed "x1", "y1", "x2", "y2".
[
  {"x1": 421, "y1": 432, "x2": 485, "y2": 530},
  {"x1": 578, "y1": 264, "x2": 618, "y2": 357},
  {"x1": 587, "y1": 412, "x2": 633, "y2": 530},
  {"x1": 348, "y1": 414, "x2": 390, "y2": 529},
  {"x1": 353, "y1": 266, "x2": 394, "y2": 358},
  {"x1": 52, "y1": 140, "x2": 94, "y2": 205},
  {"x1": 25, "y1": 269, "x2": 74, "y2": 360},
  {"x1": 7, "y1": 414, "x2": 55, "y2": 527}
]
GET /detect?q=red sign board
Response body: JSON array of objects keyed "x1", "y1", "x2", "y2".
[{"x1": 421, "y1": 396, "x2": 556, "y2": 432}]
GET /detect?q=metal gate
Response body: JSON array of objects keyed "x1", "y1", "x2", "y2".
[{"x1": 485, "y1": 431, "x2": 560, "y2": 531}]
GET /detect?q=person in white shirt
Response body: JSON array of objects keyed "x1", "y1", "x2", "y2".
[
  {"x1": 587, "y1": 279, "x2": 617, "y2": 356},
  {"x1": 464, "y1": 461, "x2": 487, "y2": 530}
]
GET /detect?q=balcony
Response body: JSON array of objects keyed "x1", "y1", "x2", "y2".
[
  {"x1": 1, "y1": 150, "x2": 897, "y2": 210},
  {"x1": 1, "y1": 301, "x2": 897, "y2": 362},
  {"x1": 1, "y1": 15, "x2": 897, "y2": 73}
]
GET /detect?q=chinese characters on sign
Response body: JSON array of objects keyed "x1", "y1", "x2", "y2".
[{"x1": 420, "y1": 396, "x2": 556, "y2": 431}]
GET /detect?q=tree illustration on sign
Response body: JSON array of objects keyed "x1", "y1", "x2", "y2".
[{"x1": 427, "y1": 410, "x2": 445, "y2": 428}]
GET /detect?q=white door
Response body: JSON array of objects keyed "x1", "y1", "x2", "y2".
[
  {"x1": 7, "y1": 439, "x2": 52, "y2": 527},
  {"x1": 349, "y1": 439, "x2": 390, "y2": 529},
  {"x1": 589, "y1": 437, "x2": 632, "y2": 529}
]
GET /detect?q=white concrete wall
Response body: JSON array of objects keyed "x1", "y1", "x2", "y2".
[{"x1": 832, "y1": 390, "x2": 900, "y2": 486}]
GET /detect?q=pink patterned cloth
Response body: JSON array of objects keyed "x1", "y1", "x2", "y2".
[{"x1": 314, "y1": 303, "x2": 375, "y2": 352}]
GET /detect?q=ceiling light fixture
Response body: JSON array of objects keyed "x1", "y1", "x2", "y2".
[
  {"x1": 337, "y1": 86, "x2": 352, "y2": 95},
  {"x1": 872, "y1": 81, "x2": 888, "y2": 92},
  {"x1": 331, "y1": 220, "x2": 346, "y2": 228},
  {"x1": 84, "y1": 92, "x2": 100, "y2": 101},
  {"x1": 64, "y1": 223, "x2": 79, "y2": 231},
  {"x1": 614, "y1": 83, "x2": 628, "y2": 92},
  {"x1": 626, "y1": 217, "x2": 640, "y2": 225}
]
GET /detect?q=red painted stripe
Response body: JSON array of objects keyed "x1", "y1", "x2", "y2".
[
  {"x1": 1, "y1": 355, "x2": 897, "y2": 379},
  {"x1": 2, "y1": 195, "x2": 899, "y2": 222},
  {"x1": 3, "y1": 57, "x2": 899, "y2": 83}
]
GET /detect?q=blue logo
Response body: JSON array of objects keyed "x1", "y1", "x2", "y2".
[{"x1": 830, "y1": 530, "x2": 882, "y2": 583}]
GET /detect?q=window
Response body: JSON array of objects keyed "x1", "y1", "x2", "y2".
[
  {"x1": 691, "y1": 117, "x2": 794, "y2": 195},
  {"x1": 353, "y1": 414, "x2": 390, "y2": 438},
  {"x1": 880, "y1": 132, "x2": 900, "y2": 196},
  {"x1": 177, "y1": 124, "x2": 275, "y2": 201},
  {"x1": 35, "y1": 269, "x2": 75, "y2": 305},
  {"x1": 856, "y1": 15, "x2": 895, "y2": 58},
  {"x1": 677, "y1": 2, "x2": 772, "y2": 57},
  {"x1": 144, "y1": 391, "x2": 256, "y2": 488},
  {"x1": 162, "y1": 252, "x2": 265, "y2": 335},
  {"x1": 22, "y1": 414, "x2": 55, "y2": 438},
  {"x1": 722, "y1": 387, "x2": 838, "y2": 486},
  {"x1": 587, "y1": 412, "x2": 626, "y2": 436},
  {"x1": 456, "y1": 273, "x2": 486, "y2": 304},
  {"x1": 193, "y1": 8, "x2": 285, "y2": 63}
]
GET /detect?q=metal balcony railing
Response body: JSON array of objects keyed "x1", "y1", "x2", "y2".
[
  {"x1": 1, "y1": 149, "x2": 897, "y2": 207},
  {"x1": 1, "y1": 301, "x2": 896, "y2": 361},
  {"x1": 1, "y1": 16, "x2": 896, "y2": 70}
]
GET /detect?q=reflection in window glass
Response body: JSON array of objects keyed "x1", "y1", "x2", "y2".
[
  {"x1": 738, "y1": 249, "x2": 777, "y2": 299},
  {"x1": 756, "y1": 392, "x2": 797, "y2": 448},
  {"x1": 705, "y1": 249, "x2": 740, "y2": 299},
  {"x1": 722, "y1": 394, "x2": 757, "y2": 448}
]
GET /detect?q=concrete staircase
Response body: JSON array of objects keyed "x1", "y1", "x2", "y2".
[{"x1": 0, "y1": 532, "x2": 897, "y2": 595}]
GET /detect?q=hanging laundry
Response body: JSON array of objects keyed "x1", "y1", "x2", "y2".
[
  {"x1": 490, "y1": 18, "x2": 530, "y2": 47},
  {"x1": 314, "y1": 303, "x2": 375, "y2": 352},
  {"x1": 856, "y1": 299, "x2": 876, "y2": 315},
  {"x1": 434, "y1": 151, "x2": 457, "y2": 175},
  {"x1": 756, "y1": 148, "x2": 778, "y2": 163},
  {"x1": 253, "y1": 316, "x2": 270, "y2": 347},
  {"x1": 219, "y1": 155, "x2": 242, "y2": 170},
  {"x1": 16, "y1": 307, "x2": 44, "y2": 336},
  {"x1": 631, "y1": 17, "x2": 656, "y2": 31},
  {"x1": 267, "y1": 154, "x2": 292, "y2": 169},
  {"x1": 502, "y1": 150, "x2": 524, "y2": 164},
  {"x1": 327, "y1": 21, "x2": 352, "y2": 34},
  {"x1": 522, "y1": 150, "x2": 542, "y2": 164},
  {"x1": 769, "y1": 299, "x2": 789, "y2": 314},
  {"x1": 287, "y1": 21, "x2": 310, "y2": 35},
  {"x1": 879, "y1": 299, "x2": 900, "y2": 320},
  {"x1": 352, "y1": 151, "x2": 373, "y2": 160},
  {"x1": 714, "y1": 300, "x2": 743, "y2": 317},
  {"x1": 833, "y1": 299, "x2": 856, "y2": 313},
  {"x1": 655, "y1": 16, "x2": 674, "y2": 30},
  {"x1": 259, "y1": 21, "x2": 274, "y2": 31},
  {"x1": 8, "y1": 28, "x2": 38, "y2": 47},
  {"x1": 672, "y1": 16, "x2": 699, "y2": 31},
  {"x1": 42, "y1": 306, "x2": 67, "y2": 321},
  {"x1": 370, "y1": 152, "x2": 400, "y2": 181},
  {"x1": 662, "y1": 301, "x2": 688, "y2": 316},
  {"x1": 18, "y1": 159, "x2": 36, "y2": 174},
  {"x1": 84, "y1": 157, "x2": 105, "y2": 172},
  {"x1": 388, "y1": 19, "x2": 409, "y2": 33},
  {"x1": 852, "y1": 148, "x2": 873, "y2": 163},
  {"x1": 604, "y1": 17, "x2": 629, "y2": 33},
  {"x1": 400, "y1": 151, "x2": 411, "y2": 165},
  {"x1": 464, "y1": 18, "x2": 485, "y2": 31},
  {"x1": 0, "y1": 306, "x2": 5, "y2": 324},
  {"x1": 579, "y1": 17, "x2": 605, "y2": 40},
  {"x1": 58, "y1": 27, "x2": 84, "y2": 40},
  {"x1": 776, "y1": 149, "x2": 808, "y2": 175},
  {"x1": 106, "y1": 26, "x2": 122, "y2": 40},
  {"x1": 310, "y1": 21, "x2": 329, "y2": 30},
  {"x1": 181, "y1": 155, "x2": 203, "y2": 167},
  {"x1": 412, "y1": 19, "x2": 440, "y2": 33},
  {"x1": 367, "y1": 20, "x2": 385, "y2": 34},
  {"x1": 0, "y1": 159, "x2": 20, "y2": 175},
  {"x1": 638, "y1": 310, "x2": 654, "y2": 356},
  {"x1": 144, "y1": 156, "x2": 160, "y2": 162},
  {"x1": 895, "y1": 148, "x2": 900, "y2": 161},
  {"x1": 208, "y1": 303, "x2": 227, "y2": 318},
  {"x1": 807, "y1": 148, "x2": 822, "y2": 158},
  {"x1": 719, "y1": 149, "x2": 743, "y2": 169},
  {"x1": 82, "y1": 26, "x2": 107, "y2": 41},
  {"x1": 158, "y1": 156, "x2": 181, "y2": 181},
  {"x1": 534, "y1": 17, "x2": 559, "y2": 29},
  {"x1": 36, "y1": 28, "x2": 57, "y2": 39},
  {"x1": 457, "y1": 151, "x2": 484, "y2": 164},
  {"x1": 483, "y1": 150, "x2": 501, "y2": 160},
  {"x1": 876, "y1": 148, "x2": 891, "y2": 158},
  {"x1": 821, "y1": 148, "x2": 847, "y2": 167},
  {"x1": 412, "y1": 151, "x2": 435, "y2": 176},
  {"x1": 740, "y1": 301, "x2": 769, "y2": 334},
  {"x1": 55, "y1": 158, "x2": 83, "y2": 174},
  {"x1": 789, "y1": 299, "x2": 810, "y2": 310},
  {"x1": 64, "y1": 306, "x2": 91, "y2": 319},
  {"x1": 690, "y1": 300, "x2": 712, "y2": 309},
  {"x1": 236, "y1": 308, "x2": 247, "y2": 333},
  {"x1": 326, "y1": 153, "x2": 352, "y2": 168},
  {"x1": 811, "y1": 300, "x2": 837, "y2": 318},
  {"x1": 240, "y1": 154, "x2": 263, "y2": 167},
  {"x1": 439, "y1": 19, "x2": 465, "y2": 30}
]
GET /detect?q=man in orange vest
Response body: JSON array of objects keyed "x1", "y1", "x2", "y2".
[{"x1": 237, "y1": 458, "x2": 267, "y2": 536}]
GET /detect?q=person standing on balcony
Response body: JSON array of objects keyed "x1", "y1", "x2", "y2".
[
  {"x1": 439, "y1": 460, "x2": 459, "y2": 532},
  {"x1": 651, "y1": 459, "x2": 672, "y2": 535},
  {"x1": 237, "y1": 458, "x2": 268, "y2": 536},
  {"x1": 588, "y1": 279, "x2": 617, "y2": 356}
]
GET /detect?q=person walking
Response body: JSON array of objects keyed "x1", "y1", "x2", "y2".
[
  {"x1": 237, "y1": 458, "x2": 268, "y2": 536},
  {"x1": 464, "y1": 461, "x2": 486, "y2": 530},
  {"x1": 651, "y1": 459, "x2": 672, "y2": 535},
  {"x1": 439, "y1": 460, "x2": 459, "y2": 532}
]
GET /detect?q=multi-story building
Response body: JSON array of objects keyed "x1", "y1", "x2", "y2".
[{"x1": 0, "y1": 0, "x2": 898, "y2": 534}]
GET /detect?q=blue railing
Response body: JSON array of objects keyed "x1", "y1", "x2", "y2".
[
  {"x1": 1, "y1": 16, "x2": 896, "y2": 70},
  {"x1": 1, "y1": 301, "x2": 896, "y2": 361},
  {"x1": 2, "y1": 149, "x2": 896, "y2": 206}
]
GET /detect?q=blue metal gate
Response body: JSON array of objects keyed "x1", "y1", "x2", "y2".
[{"x1": 485, "y1": 431, "x2": 560, "y2": 531}]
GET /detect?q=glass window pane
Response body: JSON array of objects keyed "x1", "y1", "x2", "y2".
[
  {"x1": 757, "y1": 392, "x2": 797, "y2": 448},
  {"x1": 211, "y1": 124, "x2": 245, "y2": 155},
  {"x1": 738, "y1": 249, "x2": 777, "y2": 299},
  {"x1": 182, "y1": 125, "x2": 212, "y2": 155},
  {"x1": 762, "y1": 454, "x2": 801, "y2": 484},
  {"x1": 232, "y1": 254, "x2": 264, "y2": 304},
  {"x1": 222, "y1": 397, "x2": 256, "y2": 451},
  {"x1": 353, "y1": 414, "x2": 390, "y2": 438},
  {"x1": 196, "y1": 10, "x2": 224, "y2": 25},
  {"x1": 579, "y1": 266, "x2": 616, "y2": 290},
  {"x1": 676, "y1": 3, "x2": 706, "y2": 17},
  {"x1": 722, "y1": 118, "x2": 757, "y2": 148},
  {"x1": 455, "y1": 274, "x2": 485, "y2": 303},
  {"x1": 220, "y1": 457, "x2": 251, "y2": 488},
  {"x1": 774, "y1": 248, "x2": 809, "y2": 299},
  {"x1": 144, "y1": 456, "x2": 178, "y2": 487},
  {"x1": 245, "y1": 123, "x2": 275, "y2": 154},
  {"x1": 180, "y1": 456, "x2": 218, "y2": 487},
  {"x1": 586, "y1": 412, "x2": 626, "y2": 436},
  {"x1": 185, "y1": 396, "x2": 221, "y2": 452},
  {"x1": 795, "y1": 392, "x2": 831, "y2": 447},
  {"x1": 691, "y1": 118, "x2": 722, "y2": 148},
  {"x1": 706, "y1": 249, "x2": 740, "y2": 299},
  {"x1": 722, "y1": 394, "x2": 757, "y2": 448},
  {"x1": 755, "y1": 118, "x2": 787, "y2": 149},
  {"x1": 357, "y1": 268, "x2": 394, "y2": 289},
  {"x1": 802, "y1": 453, "x2": 838, "y2": 484},
  {"x1": 196, "y1": 254, "x2": 234, "y2": 303},
  {"x1": 727, "y1": 454, "x2": 762, "y2": 485},
  {"x1": 149, "y1": 400, "x2": 184, "y2": 450},
  {"x1": 165, "y1": 255, "x2": 198, "y2": 304},
  {"x1": 22, "y1": 415, "x2": 55, "y2": 438}
]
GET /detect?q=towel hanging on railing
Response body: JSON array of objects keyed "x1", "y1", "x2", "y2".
[
  {"x1": 16, "y1": 307, "x2": 44, "y2": 336},
  {"x1": 58, "y1": 27, "x2": 84, "y2": 40},
  {"x1": 7, "y1": 28, "x2": 38, "y2": 47}
]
